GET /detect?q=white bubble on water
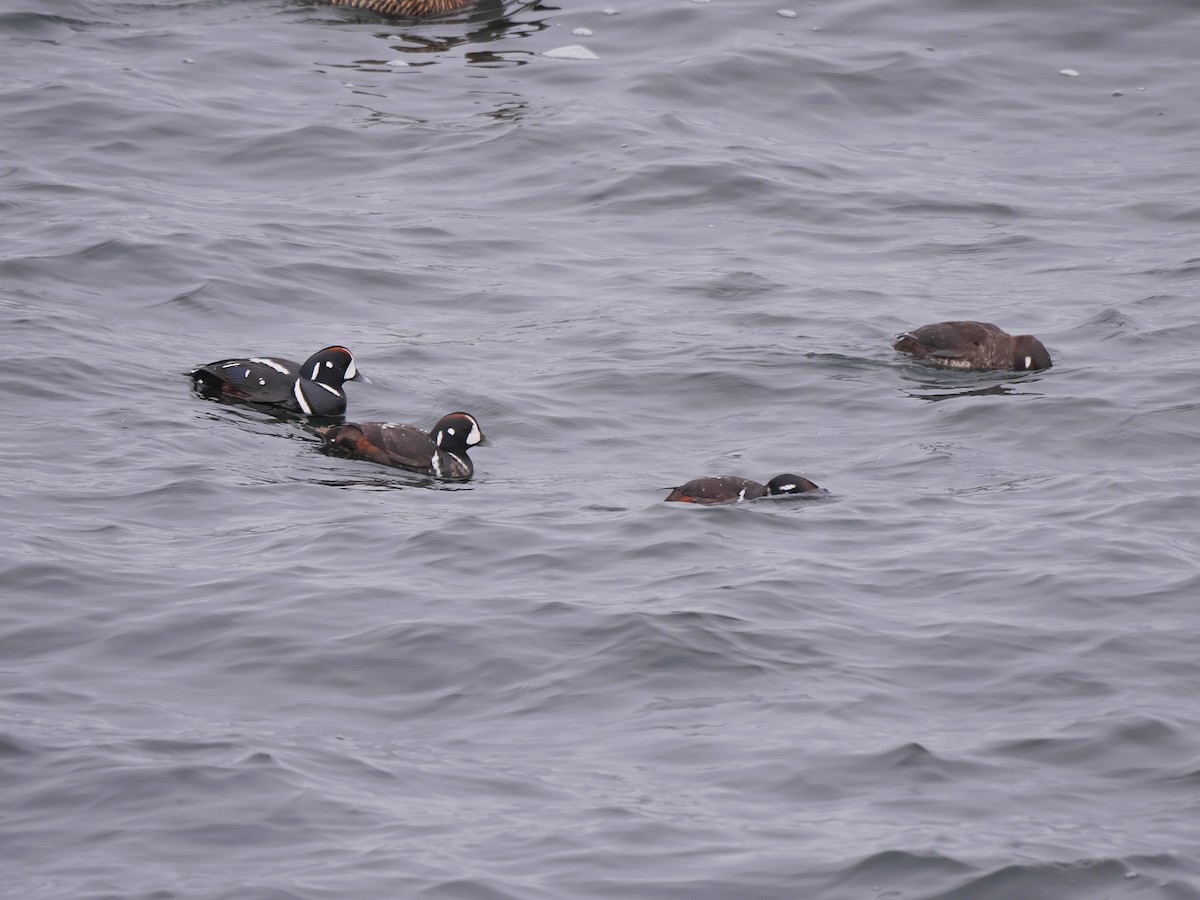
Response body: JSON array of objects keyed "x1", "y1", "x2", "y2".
[
  {"x1": 544, "y1": 45, "x2": 599, "y2": 60},
  {"x1": 1059, "y1": 68, "x2": 1080, "y2": 77},
  {"x1": 572, "y1": 27, "x2": 593, "y2": 36},
  {"x1": 777, "y1": 8, "x2": 798, "y2": 17}
]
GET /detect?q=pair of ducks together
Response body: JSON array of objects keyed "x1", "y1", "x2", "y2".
[
  {"x1": 190, "y1": 321, "x2": 1051, "y2": 503},
  {"x1": 190, "y1": 346, "x2": 484, "y2": 481},
  {"x1": 667, "y1": 320, "x2": 1051, "y2": 504}
]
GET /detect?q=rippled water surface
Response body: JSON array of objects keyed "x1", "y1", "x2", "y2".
[{"x1": 3, "y1": 0, "x2": 1200, "y2": 897}]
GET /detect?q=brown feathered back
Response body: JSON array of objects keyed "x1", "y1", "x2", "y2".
[{"x1": 326, "y1": 0, "x2": 474, "y2": 16}]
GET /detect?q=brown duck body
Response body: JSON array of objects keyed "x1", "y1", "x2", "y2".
[
  {"x1": 325, "y1": 0, "x2": 474, "y2": 16},
  {"x1": 318, "y1": 412, "x2": 484, "y2": 481},
  {"x1": 893, "y1": 321, "x2": 1052, "y2": 371},
  {"x1": 665, "y1": 474, "x2": 820, "y2": 505}
]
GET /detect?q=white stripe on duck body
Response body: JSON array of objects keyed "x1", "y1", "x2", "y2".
[
  {"x1": 190, "y1": 346, "x2": 364, "y2": 417},
  {"x1": 324, "y1": 0, "x2": 475, "y2": 16},
  {"x1": 665, "y1": 474, "x2": 820, "y2": 505},
  {"x1": 893, "y1": 321, "x2": 1052, "y2": 371},
  {"x1": 318, "y1": 412, "x2": 485, "y2": 481}
]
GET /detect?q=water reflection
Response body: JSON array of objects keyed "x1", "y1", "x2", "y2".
[
  {"x1": 899, "y1": 368, "x2": 1047, "y2": 402},
  {"x1": 340, "y1": 91, "x2": 531, "y2": 126},
  {"x1": 317, "y1": 0, "x2": 554, "y2": 70},
  {"x1": 310, "y1": 474, "x2": 475, "y2": 491}
]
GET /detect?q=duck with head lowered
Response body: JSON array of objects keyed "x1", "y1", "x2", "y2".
[
  {"x1": 893, "y1": 321, "x2": 1052, "y2": 372},
  {"x1": 664, "y1": 474, "x2": 821, "y2": 505}
]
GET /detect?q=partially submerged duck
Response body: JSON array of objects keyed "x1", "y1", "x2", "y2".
[
  {"x1": 893, "y1": 321, "x2": 1052, "y2": 371},
  {"x1": 665, "y1": 474, "x2": 820, "y2": 505}
]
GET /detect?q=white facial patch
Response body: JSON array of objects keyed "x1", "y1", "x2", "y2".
[
  {"x1": 466, "y1": 421, "x2": 482, "y2": 446},
  {"x1": 250, "y1": 358, "x2": 290, "y2": 374},
  {"x1": 293, "y1": 380, "x2": 313, "y2": 415},
  {"x1": 258, "y1": 378, "x2": 266, "y2": 386},
  {"x1": 1024, "y1": 355, "x2": 1032, "y2": 369},
  {"x1": 345, "y1": 359, "x2": 358, "y2": 380}
]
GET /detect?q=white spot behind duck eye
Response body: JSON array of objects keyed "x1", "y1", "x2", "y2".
[
  {"x1": 1024, "y1": 355, "x2": 1032, "y2": 369},
  {"x1": 447, "y1": 427, "x2": 456, "y2": 436},
  {"x1": 258, "y1": 378, "x2": 266, "y2": 386}
]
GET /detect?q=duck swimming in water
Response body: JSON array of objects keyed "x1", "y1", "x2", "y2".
[{"x1": 893, "y1": 321, "x2": 1052, "y2": 371}]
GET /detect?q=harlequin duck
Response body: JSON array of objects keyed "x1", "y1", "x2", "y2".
[
  {"x1": 317, "y1": 412, "x2": 485, "y2": 481},
  {"x1": 664, "y1": 474, "x2": 820, "y2": 505},
  {"x1": 893, "y1": 321, "x2": 1052, "y2": 371},
  {"x1": 325, "y1": 0, "x2": 474, "y2": 16},
  {"x1": 190, "y1": 346, "x2": 364, "y2": 417}
]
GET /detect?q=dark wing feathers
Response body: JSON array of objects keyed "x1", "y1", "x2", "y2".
[
  {"x1": 191, "y1": 357, "x2": 298, "y2": 404},
  {"x1": 375, "y1": 423, "x2": 436, "y2": 467}
]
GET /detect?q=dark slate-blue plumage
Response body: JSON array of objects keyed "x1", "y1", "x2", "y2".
[{"x1": 190, "y1": 346, "x2": 363, "y2": 417}]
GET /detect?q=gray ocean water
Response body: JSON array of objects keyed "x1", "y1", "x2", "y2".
[{"x1": 3, "y1": 0, "x2": 1200, "y2": 897}]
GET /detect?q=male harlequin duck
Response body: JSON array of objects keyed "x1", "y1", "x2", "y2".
[
  {"x1": 190, "y1": 346, "x2": 364, "y2": 417},
  {"x1": 325, "y1": 0, "x2": 474, "y2": 16},
  {"x1": 664, "y1": 474, "x2": 820, "y2": 505},
  {"x1": 317, "y1": 412, "x2": 485, "y2": 481},
  {"x1": 893, "y1": 321, "x2": 1052, "y2": 371}
]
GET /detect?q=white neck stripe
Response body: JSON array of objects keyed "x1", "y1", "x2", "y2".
[{"x1": 293, "y1": 380, "x2": 313, "y2": 414}]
